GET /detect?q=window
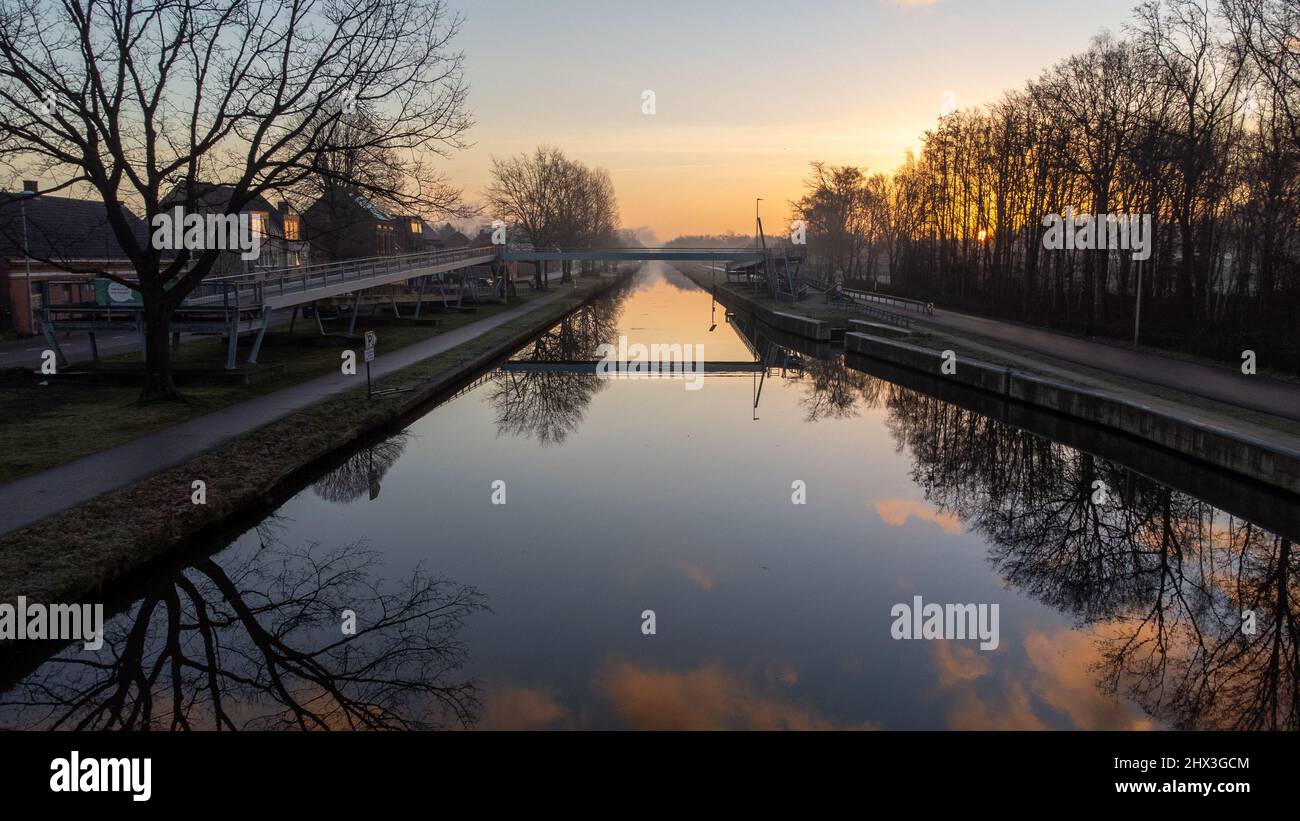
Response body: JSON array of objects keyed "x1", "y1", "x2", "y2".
[
  {"x1": 410, "y1": 219, "x2": 422, "y2": 234},
  {"x1": 249, "y1": 211, "x2": 268, "y2": 238},
  {"x1": 284, "y1": 215, "x2": 300, "y2": 241}
]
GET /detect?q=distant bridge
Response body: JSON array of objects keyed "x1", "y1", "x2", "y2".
[
  {"x1": 504, "y1": 247, "x2": 766, "y2": 265},
  {"x1": 39, "y1": 243, "x2": 806, "y2": 370}
]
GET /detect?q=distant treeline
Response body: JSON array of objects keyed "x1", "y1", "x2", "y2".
[
  {"x1": 665, "y1": 232, "x2": 759, "y2": 249},
  {"x1": 793, "y1": 0, "x2": 1300, "y2": 371}
]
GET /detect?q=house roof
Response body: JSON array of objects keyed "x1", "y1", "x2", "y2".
[
  {"x1": 351, "y1": 193, "x2": 394, "y2": 222},
  {"x1": 0, "y1": 192, "x2": 148, "y2": 263},
  {"x1": 161, "y1": 181, "x2": 286, "y2": 234}
]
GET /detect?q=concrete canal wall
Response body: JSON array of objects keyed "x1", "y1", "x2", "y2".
[
  {"x1": 709, "y1": 284, "x2": 833, "y2": 341},
  {"x1": 845, "y1": 331, "x2": 1300, "y2": 496}
]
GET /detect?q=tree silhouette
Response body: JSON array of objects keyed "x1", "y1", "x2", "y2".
[
  {"x1": 485, "y1": 289, "x2": 625, "y2": 444},
  {"x1": 0, "y1": 532, "x2": 486, "y2": 731},
  {"x1": 880, "y1": 384, "x2": 1300, "y2": 729},
  {"x1": 312, "y1": 434, "x2": 411, "y2": 504}
]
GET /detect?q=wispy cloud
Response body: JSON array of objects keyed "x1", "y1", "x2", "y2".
[{"x1": 873, "y1": 497, "x2": 962, "y2": 534}]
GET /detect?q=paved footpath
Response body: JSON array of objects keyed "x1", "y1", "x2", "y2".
[
  {"x1": 0, "y1": 289, "x2": 569, "y2": 537},
  {"x1": 917, "y1": 306, "x2": 1300, "y2": 422}
]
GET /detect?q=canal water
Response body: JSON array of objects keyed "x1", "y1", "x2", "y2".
[{"x1": 3, "y1": 263, "x2": 1296, "y2": 730}]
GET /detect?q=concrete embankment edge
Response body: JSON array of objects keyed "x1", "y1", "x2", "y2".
[{"x1": 845, "y1": 331, "x2": 1300, "y2": 496}]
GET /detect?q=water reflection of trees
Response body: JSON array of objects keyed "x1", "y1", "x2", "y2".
[
  {"x1": 312, "y1": 433, "x2": 410, "y2": 504},
  {"x1": 883, "y1": 387, "x2": 1299, "y2": 730},
  {"x1": 0, "y1": 530, "x2": 486, "y2": 730},
  {"x1": 486, "y1": 293, "x2": 624, "y2": 445},
  {"x1": 785, "y1": 355, "x2": 884, "y2": 422},
  {"x1": 727, "y1": 312, "x2": 885, "y2": 423}
]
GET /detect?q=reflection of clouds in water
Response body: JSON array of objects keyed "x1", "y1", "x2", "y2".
[
  {"x1": 932, "y1": 641, "x2": 990, "y2": 688},
  {"x1": 930, "y1": 627, "x2": 1152, "y2": 730},
  {"x1": 673, "y1": 557, "x2": 716, "y2": 591},
  {"x1": 476, "y1": 660, "x2": 876, "y2": 730},
  {"x1": 476, "y1": 684, "x2": 576, "y2": 731},
  {"x1": 874, "y1": 497, "x2": 962, "y2": 535},
  {"x1": 1025, "y1": 628, "x2": 1153, "y2": 731},
  {"x1": 596, "y1": 660, "x2": 879, "y2": 731}
]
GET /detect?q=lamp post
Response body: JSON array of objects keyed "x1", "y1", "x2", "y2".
[{"x1": 15, "y1": 190, "x2": 36, "y2": 335}]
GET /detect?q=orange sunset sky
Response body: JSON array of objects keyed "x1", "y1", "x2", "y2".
[{"x1": 442, "y1": 0, "x2": 1141, "y2": 239}]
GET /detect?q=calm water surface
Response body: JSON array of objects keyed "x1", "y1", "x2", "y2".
[{"x1": 3, "y1": 263, "x2": 1296, "y2": 730}]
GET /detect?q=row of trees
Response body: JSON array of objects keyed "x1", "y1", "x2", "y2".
[
  {"x1": 793, "y1": 0, "x2": 1300, "y2": 367},
  {"x1": 485, "y1": 145, "x2": 621, "y2": 284}
]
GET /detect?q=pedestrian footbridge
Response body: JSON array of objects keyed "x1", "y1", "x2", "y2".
[{"x1": 39, "y1": 244, "x2": 805, "y2": 369}]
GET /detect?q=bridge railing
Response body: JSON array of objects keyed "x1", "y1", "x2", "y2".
[
  {"x1": 839, "y1": 287, "x2": 933, "y2": 316},
  {"x1": 42, "y1": 246, "x2": 500, "y2": 325},
  {"x1": 191, "y1": 245, "x2": 497, "y2": 306}
]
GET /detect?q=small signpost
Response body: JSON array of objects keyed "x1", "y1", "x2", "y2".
[
  {"x1": 364, "y1": 331, "x2": 377, "y2": 398},
  {"x1": 362, "y1": 330, "x2": 414, "y2": 400}
]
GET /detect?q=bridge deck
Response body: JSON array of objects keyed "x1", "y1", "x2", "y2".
[
  {"x1": 500, "y1": 360, "x2": 764, "y2": 374},
  {"x1": 504, "y1": 247, "x2": 770, "y2": 265}
]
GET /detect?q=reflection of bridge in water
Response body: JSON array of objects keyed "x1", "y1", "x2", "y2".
[{"x1": 499, "y1": 360, "x2": 763, "y2": 374}]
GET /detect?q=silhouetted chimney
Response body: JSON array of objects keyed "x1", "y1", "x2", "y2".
[{"x1": 22, "y1": 180, "x2": 37, "y2": 193}]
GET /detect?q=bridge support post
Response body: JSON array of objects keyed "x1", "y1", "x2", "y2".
[
  {"x1": 348, "y1": 292, "x2": 361, "y2": 335},
  {"x1": 224, "y1": 316, "x2": 239, "y2": 370},
  {"x1": 248, "y1": 307, "x2": 274, "y2": 364},
  {"x1": 288, "y1": 305, "x2": 298, "y2": 335},
  {"x1": 88, "y1": 331, "x2": 99, "y2": 362},
  {"x1": 415, "y1": 277, "x2": 428, "y2": 319},
  {"x1": 389, "y1": 285, "x2": 402, "y2": 321},
  {"x1": 41, "y1": 321, "x2": 69, "y2": 369}
]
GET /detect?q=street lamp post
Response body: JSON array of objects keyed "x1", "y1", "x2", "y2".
[{"x1": 16, "y1": 190, "x2": 36, "y2": 335}]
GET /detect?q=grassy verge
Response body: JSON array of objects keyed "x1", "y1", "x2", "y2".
[
  {"x1": 0, "y1": 277, "x2": 615, "y2": 605},
  {"x1": 0, "y1": 295, "x2": 537, "y2": 484}
]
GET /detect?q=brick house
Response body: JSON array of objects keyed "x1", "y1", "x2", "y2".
[{"x1": 0, "y1": 182, "x2": 149, "y2": 335}]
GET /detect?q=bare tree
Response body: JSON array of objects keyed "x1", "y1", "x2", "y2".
[
  {"x1": 0, "y1": 0, "x2": 473, "y2": 400},
  {"x1": 485, "y1": 145, "x2": 619, "y2": 287}
]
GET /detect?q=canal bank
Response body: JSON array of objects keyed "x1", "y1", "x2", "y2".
[
  {"x1": 6, "y1": 261, "x2": 1294, "y2": 731},
  {"x1": 0, "y1": 274, "x2": 630, "y2": 607},
  {"x1": 682, "y1": 265, "x2": 1300, "y2": 498}
]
